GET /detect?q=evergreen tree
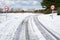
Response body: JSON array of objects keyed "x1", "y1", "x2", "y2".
[{"x1": 41, "y1": 0, "x2": 60, "y2": 9}]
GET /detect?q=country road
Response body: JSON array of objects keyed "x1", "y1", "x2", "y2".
[
  {"x1": 0, "y1": 13, "x2": 60, "y2": 40},
  {"x1": 13, "y1": 16, "x2": 40, "y2": 40},
  {"x1": 13, "y1": 15, "x2": 60, "y2": 40}
]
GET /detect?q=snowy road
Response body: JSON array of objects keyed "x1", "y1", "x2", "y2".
[
  {"x1": 0, "y1": 13, "x2": 60, "y2": 40},
  {"x1": 13, "y1": 15, "x2": 60, "y2": 40},
  {"x1": 13, "y1": 15, "x2": 45, "y2": 40}
]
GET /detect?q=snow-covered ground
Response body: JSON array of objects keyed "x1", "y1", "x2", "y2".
[
  {"x1": 0, "y1": 13, "x2": 36, "y2": 40},
  {"x1": 38, "y1": 13, "x2": 60, "y2": 38},
  {"x1": 0, "y1": 13, "x2": 60, "y2": 40}
]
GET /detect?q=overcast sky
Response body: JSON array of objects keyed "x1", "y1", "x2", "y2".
[{"x1": 0, "y1": 0, "x2": 42, "y2": 10}]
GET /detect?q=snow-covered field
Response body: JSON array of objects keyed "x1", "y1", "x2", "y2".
[
  {"x1": 0, "y1": 13, "x2": 60, "y2": 40},
  {"x1": 38, "y1": 13, "x2": 60, "y2": 38}
]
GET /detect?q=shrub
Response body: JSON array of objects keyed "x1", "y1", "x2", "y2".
[
  {"x1": 57, "y1": 8, "x2": 60, "y2": 15},
  {"x1": 44, "y1": 9, "x2": 52, "y2": 14}
]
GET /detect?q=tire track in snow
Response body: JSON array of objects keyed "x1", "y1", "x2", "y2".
[
  {"x1": 25, "y1": 20, "x2": 30, "y2": 40},
  {"x1": 33, "y1": 16, "x2": 60, "y2": 40},
  {"x1": 13, "y1": 20, "x2": 25, "y2": 40},
  {"x1": 13, "y1": 16, "x2": 30, "y2": 40}
]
